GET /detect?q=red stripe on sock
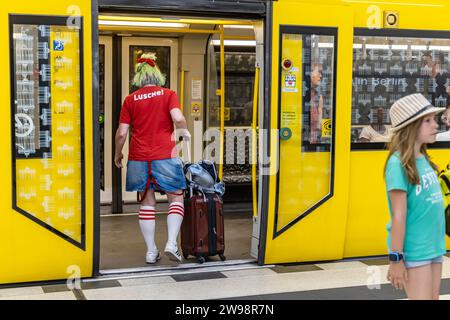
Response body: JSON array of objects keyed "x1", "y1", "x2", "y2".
[
  {"x1": 140, "y1": 210, "x2": 155, "y2": 213},
  {"x1": 169, "y1": 210, "x2": 184, "y2": 214},
  {"x1": 169, "y1": 204, "x2": 184, "y2": 209},
  {"x1": 139, "y1": 218, "x2": 155, "y2": 220},
  {"x1": 168, "y1": 212, "x2": 184, "y2": 217}
]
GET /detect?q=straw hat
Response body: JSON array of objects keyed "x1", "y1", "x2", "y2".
[{"x1": 389, "y1": 93, "x2": 446, "y2": 132}]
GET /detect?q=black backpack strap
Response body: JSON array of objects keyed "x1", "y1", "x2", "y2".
[
  {"x1": 441, "y1": 174, "x2": 450, "y2": 192},
  {"x1": 183, "y1": 163, "x2": 193, "y2": 175}
]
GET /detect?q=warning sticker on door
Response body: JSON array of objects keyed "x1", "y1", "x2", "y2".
[
  {"x1": 322, "y1": 118, "x2": 332, "y2": 137},
  {"x1": 282, "y1": 72, "x2": 298, "y2": 92}
]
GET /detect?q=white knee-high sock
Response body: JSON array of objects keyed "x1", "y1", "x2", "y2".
[
  {"x1": 167, "y1": 202, "x2": 184, "y2": 246},
  {"x1": 139, "y1": 206, "x2": 157, "y2": 253}
]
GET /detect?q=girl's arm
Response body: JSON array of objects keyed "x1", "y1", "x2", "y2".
[
  {"x1": 389, "y1": 190, "x2": 407, "y2": 252},
  {"x1": 387, "y1": 189, "x2": 408, "y2": 290}
]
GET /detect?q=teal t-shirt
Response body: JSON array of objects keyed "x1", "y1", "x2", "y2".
[{"x1": 385, "y1": 153, "x2": 446, "y2": 261}]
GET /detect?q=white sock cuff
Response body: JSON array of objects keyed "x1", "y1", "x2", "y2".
[
  {"x1": 140, "y1": 206, "x2": 155, "y2": 210},
  {"x1": 169, "y1": 202, "x2": 184, "y2": 207}
]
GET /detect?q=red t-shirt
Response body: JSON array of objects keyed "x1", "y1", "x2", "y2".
[{"x1": 119, "y1": 85, "x2": 180, "y2": 161}]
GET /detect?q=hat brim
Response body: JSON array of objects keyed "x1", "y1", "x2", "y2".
[{"x1": 390, "y1": 107, "x2": 446, "y2": 132}]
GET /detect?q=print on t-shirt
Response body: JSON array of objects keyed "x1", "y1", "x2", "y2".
[
  {"x1": 133, "y1": 89, "x2": 164, "y2": 101},
  {"x1": 119, "y1": 85, "x2": 181, "y2": 161}
]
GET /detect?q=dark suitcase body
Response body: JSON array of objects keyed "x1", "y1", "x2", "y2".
[{"x1": 181, "y1": 193, "x2": 226, "y2": 264}]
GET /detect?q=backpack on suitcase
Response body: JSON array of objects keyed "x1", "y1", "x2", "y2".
[{"x1": 181, "y1": 160, "x2": 226, "y2": 264}]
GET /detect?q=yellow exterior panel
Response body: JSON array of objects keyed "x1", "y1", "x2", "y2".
[
  {"x1": 265, "y1": 1, "x2": 354, "y2": 264},
  {"x1": 0, "y1": 0, "x2": 94, "y2": 284},
  {"x1": 267, "y1": 0, "x2": 450, "y2": 264}
]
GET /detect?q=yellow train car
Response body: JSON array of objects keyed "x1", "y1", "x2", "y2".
[
  {"x1": 263, "y1": 0, "x2": 450, "y2": 265},
  {"x1": 0, "y1": 0, "x2": 449, "y2": 285},
  {"x1": 0, "y1": 0, "x2": 98, "y2": 284}
]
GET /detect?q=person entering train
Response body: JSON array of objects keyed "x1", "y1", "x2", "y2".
[
  {"x1": 114, "y1": 52, "x2": 190, "y2": 264},
  {"x1": 384, "y1": 93, "x2": 446, "y2": 299}
]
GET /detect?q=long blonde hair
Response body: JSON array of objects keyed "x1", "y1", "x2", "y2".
[
  {"x1": 131, "y1": 52, "x2": 166, "y2": 88},
  {"x1": 384, "y1": 116, "x2": 438, "y2": 185}
]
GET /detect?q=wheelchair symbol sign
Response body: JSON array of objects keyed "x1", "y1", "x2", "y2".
[
  {"x1": 53, "y1": 40, "x2": 64, "y2": 51},
  {"x1": 15, "y1": 113, "x2": 34, "y2": 138}
]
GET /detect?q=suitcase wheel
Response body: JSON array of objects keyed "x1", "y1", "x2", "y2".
[
  {"x1": 197, "y1": 256, "x2": 206, "y2": 264},
  {"x1": 219, "y1": 254, "x2": 226, "y2": 261}
]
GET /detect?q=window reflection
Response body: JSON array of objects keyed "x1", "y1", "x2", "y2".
[
  {"x1": 302, "y1": 35, "x2": 334, "y2": 152},
  {"x1": 352, "y1": 35, "x2": 450, "y2": 144}
]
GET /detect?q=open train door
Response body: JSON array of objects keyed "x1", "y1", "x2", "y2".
[
  {"x1": 0, "y1": 0, "x2": 98, "y2": 284},
  {"x1": 259, "y1": 0, "x2": 353, "y2": 264}
]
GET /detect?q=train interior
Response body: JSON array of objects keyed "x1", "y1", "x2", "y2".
[{"x1": 97, "y1": 13, "x2": 262, "y2": 271}]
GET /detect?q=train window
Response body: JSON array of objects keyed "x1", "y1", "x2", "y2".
[
  {"x1": 206, "y1": 43, "x2": 256, "y2": 184},
  {"x1": 275, "y1": 26, "x2": 337, "y2": 236},
  {"x1": 299, "y1": 34, "x2": 335, "y2": 152},
  {"x1": 352, "y1": 30, "x2": 450, "y2": 149},
  {"x1": 10, "y1": 15, "x2": 85, "y2": 247},
  {"x1": 207, "y1": 46, "x2": 256, "y2": 128},
  {"x1": 12, "y1": 24, "x2": 50, "y2": 158}
]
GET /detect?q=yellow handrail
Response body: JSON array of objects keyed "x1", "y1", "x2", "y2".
[
  {"x1": 180, "y1": 69, "x2": 185, "y2": 112},
  {"x1": 252, "y1": 66, "x2": 260, "y2": 219},
  {"x1": 218, "y1": 25, "x2": 225, "y2": 180}
]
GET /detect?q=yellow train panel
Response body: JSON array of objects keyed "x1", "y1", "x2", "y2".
[
  {"x1": 0, "y1": 0, "x2": 94, "y2": 284},
  {"x1": 266, "y1": 0, "x2": 450, "y2": 264},
  {"x1": 265, "y1": 1, "x2": 354, "y2": 263}
]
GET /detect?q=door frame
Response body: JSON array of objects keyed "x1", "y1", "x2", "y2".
[{"x1": 99, "y1": 35, "x2": 113, "y2": 205}]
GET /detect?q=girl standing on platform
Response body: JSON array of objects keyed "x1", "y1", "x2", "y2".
[{"x1": 385, "y1": 93, "x2": 447, "y2": 300}]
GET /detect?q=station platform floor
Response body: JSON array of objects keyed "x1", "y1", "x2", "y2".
[
  {"x1": 2, "y1": 254, "x2": 450, "y2": 300},
  {"x1": 2, "y1": 203, "x2": 450, "y2": 300}
]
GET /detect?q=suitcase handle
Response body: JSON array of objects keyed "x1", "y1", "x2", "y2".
[
  {"x1": 179, "y1": 136, "x2": 193, "y2": 197},
  {"x1": 179, "y1": 135, "x2": 191, "y2": 164}
]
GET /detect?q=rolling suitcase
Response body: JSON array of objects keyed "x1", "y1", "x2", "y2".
[
  {"x1": 181, "y1": 192, "x2": 226, "y2": 264},
  {"x1": 178, "y1": 139, "x2": 226, "y2": 263}
]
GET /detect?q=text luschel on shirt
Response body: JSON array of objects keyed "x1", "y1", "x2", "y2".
[{"x1": 133, "y1": 89, "x2": 164, "y2": 101}]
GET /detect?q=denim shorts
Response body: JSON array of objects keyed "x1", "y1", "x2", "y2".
[
  {"x1": 126, "y1": 158, "x2": 186, "y2": 193},
  {"x1": 404, "y1": 256, "x2": 444, "y2": 269}
]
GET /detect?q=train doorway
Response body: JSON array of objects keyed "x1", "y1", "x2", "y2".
[{"x1": 96, "y1": 14, "x2": 264, "y2": 272}]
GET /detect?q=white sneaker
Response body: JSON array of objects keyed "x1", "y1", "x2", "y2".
[
  {"x1": 164, "y1": 243, "x2": 182, "y2": 262},
  {"x1": 146, "y1": 250, "x2": 161, "y2": 264}
]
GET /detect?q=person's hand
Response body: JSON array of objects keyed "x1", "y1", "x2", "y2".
[
  {"x1": 114, "y1": 153, "x2": 123, "y2": 168},
  {"x1": 387, "y1": 261, "x2": 408, "y2": 290},
  {"x1": 178, "y1": 128, "x2": 191, "y2": 140}
]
